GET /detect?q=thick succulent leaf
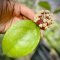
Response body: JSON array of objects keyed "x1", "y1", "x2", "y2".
[
  {"x1": 38, "y1": 1, "x2": 51, "y2": 11},
  {"x1": 2, "y1": 20, "x2": 40, "y2": 58}
]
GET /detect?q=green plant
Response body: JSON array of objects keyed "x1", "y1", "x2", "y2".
[
  {"x1": 38, "y1": 1, "x2": 60, "y2": 14},
  {"x1": 38, "y1": 1, "x2": 60, "y2": 53}
]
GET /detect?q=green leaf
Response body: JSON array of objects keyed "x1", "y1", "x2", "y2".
[
  {"x1": 2, "y1": 20, "x2": 40, "y2": 58},
  {"x1": 54, "y1": 8, "x2": 60, "y2": 14},
  {"x1": 38, "y1": 1, "x2": 51, "y2": 11}
]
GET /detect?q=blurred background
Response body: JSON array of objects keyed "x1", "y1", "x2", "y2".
[{"x1": 0, "y1": 0, "x2": 60, "y2": 60}]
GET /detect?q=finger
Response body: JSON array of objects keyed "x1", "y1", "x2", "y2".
[
  {"x1": 20, "y1": 4, "x2": 35, "y2": 20},
  {"x1": 4, "y1": 19, "x2": 12, "y2": 32},
  {"x1": 0, "y1": 24, "x2": 5, "y2": 34},
  {"x1": 4, "y1": 17, "x2": 20, "y2": 32}
]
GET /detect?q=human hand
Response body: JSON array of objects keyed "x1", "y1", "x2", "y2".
[{"x1": 0, "y1": 1, "x2": 35, "y2": 33}]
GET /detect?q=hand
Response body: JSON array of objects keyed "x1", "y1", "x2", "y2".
[{"x1": 0, "y1": 1, "x2": 35, "y2": 33}]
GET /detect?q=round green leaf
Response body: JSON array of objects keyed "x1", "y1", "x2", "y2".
[{"x1": 2, "y1": 20, "x2": 40, "y2": 58}]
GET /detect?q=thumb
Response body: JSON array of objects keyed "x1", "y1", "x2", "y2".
[
  {"x1": 5, "y1": 17, "x2": 21, "y2": 32},
  {"x1": 0, "y1": 24, "x2": 6, "y2": 34}
]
